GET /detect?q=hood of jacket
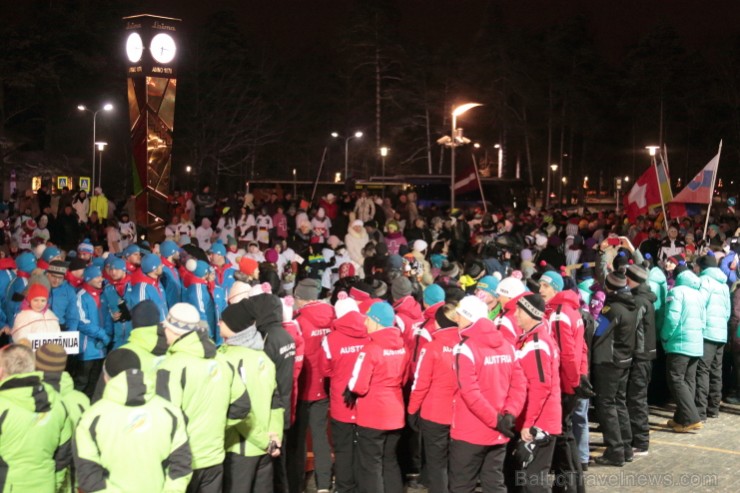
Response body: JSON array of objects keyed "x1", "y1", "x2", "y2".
[
  {"x1": 102, "y1": 369, "x2": 153, "y2": 406},
  {"x1": 605, "y1": 289, "x2": 636, "y2": 310},
  {"x1": 549, "y1": 289, "x2": 581, "y2": 311},
  {"x1": 0, "y1": 372, "x2": 53, "y2": 412},
  {"x1": 460, "y1": 317, "x2": 504, "y2": 349},
  {"x1": 298, "y1": 301, "x2": 335, "y2": 328},
  {"x1": 423, "y1": 301, "x2": 444, "y2": 320},
  {"x1": 370, "y1": 326, "x2": 405, "y2": 349},
  {"x1": 333, "y1": 311, "x2": 369, "y2": 338},
  {"x1": 700, "y1": 266, "x2": 728, "y2": 285},
  {"x1": 169, "y1": 329, "x2": 217, "y2": 359},
  {"x1": 432, "y1": 326, "x2": 460, "y2": 344},
  {"x1": 41, "y1": 371, "x2": 75, "y2": 396},
  {"x1": 129, "y1": 324, "x2": 169, "y2": 356},
  {"x1": 394, "y1": 295, "x2": 422, "y2": 319},
  {"x1": 675, "y1": 269, "x2": 701, "y2": 290},
  {"x1": 236, "y1": 293, "x2": 284, "y2": 334},
  {"x1": 632, "y1": 282, "x2": 657, "y2": 303},
  {"x1": 648, "y1": 266, "x2": 667, "y2": 285}
]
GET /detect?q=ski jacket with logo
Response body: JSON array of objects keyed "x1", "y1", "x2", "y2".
[
  {"x1": 295, "y1": 301, "x2": 335, "y2": 401},
  {"x1": 545, "y1": 289, "x2": 587, "y2": 394}
]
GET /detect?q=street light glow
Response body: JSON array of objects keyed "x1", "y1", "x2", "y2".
[
  {"x1": 185, "y1": 166, "x2": 192, "y2": 173},
  {"x1": 494, "y1": 144, "x2": 501, "y2": 149},
  {"x1": 550, "y1": 163, "x2": 559, "y2": 172},
  {"x1": 452, "y1": 102, "x2": 482, "y2": 117},
  {"x1": 624, "y1": 176, "x2": 630, "y2": 182},
  {"x1": 380, "y1": 146, "x2": 389, "y2": 157},
  {"x1": 473, "y1": 143, "x2": 481, "y2": 149},
  {"x1": 646, "y1": 146, "x2": 660, "y2": 156},
  {"x1": 354, "y1": 131, "x2": 363, "y2": 138},
  {"x1": 331, "y1": 132, "x2": 339, "y2": 138},
  {"x1": 103, "y1": 103, "x2": 113, "y2": 111},
  {"x1": 95, "y1": 141, "x2": 108, "y2": 151},
  {"x1": 77, "y1": 105, "x2": 86, "y2": 111}
]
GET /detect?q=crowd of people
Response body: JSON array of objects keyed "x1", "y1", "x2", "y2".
[{"x1": 0, "y1": 181, "x2": 737, "y2": 493}]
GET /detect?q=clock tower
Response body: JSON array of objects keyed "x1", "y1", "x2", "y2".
[{"x1": 123, "y1": 14, "x2": 181, "y2": 234}]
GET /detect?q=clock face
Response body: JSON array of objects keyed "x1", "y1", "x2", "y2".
[
  {"x1": 150, "y1": 33, "x2": 177, "y2": 64},
  {"x1": 126, "y1": 33, "x2": 143, "y2": 63}
]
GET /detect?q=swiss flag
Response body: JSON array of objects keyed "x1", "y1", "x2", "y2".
[
  {"x1": 623, "y1": 165, "x2": 662, "y2": 221},
  {"x1": 454, "y1": 164, "x2": 479, "y2": 195}
]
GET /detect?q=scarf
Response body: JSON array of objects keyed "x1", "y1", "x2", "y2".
[{"x1": 226, "y1": 325, "x2": 265, "y2": 351}]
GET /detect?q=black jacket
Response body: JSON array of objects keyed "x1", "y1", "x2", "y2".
[
  {"x1": 236, "y1": 293, "x2": 296, "y2": 430},
  {"x1": 631, "y1": 283, "x2": 657, "y2": 361},
  {"x1": 592, "y1": 289, "x2": 638, "y2": 368}
]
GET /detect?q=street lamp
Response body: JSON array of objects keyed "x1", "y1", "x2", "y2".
[
  {"x1": 292, "y1": 168, "x2": 297, "y2": 197},
  {"x1": 449, "y1": 102, "x2": 482, "y2": 208},
  {"x1": 380, "y1": 146, "x2": 390, "y2": 198},
  {"x1": 494, "y1": 144, "x2": 503, "y2": 178},
  {"x1": 78, "y1": 103, "x2": 113, "y2": 190},
  {"x1": 332, "y1": 131, "x2": 363, "y2": 180},
  {"x1": 546, "y1": 163, "x2": 558, "y2": 208},
  {"x1": 95, "y1": 142, "x2": 107, "y2": 188}
]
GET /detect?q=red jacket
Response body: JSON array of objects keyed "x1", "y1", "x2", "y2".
[
  {"x1": 492, "y1": 295, "x2": 524, "y2": 347},
  {"x1": 282, "y1": 320, "x2": 305, "y2": 426},
  {"x1": 295, "y1": 301, "x2": 335, "y2": 401},
  {"x1": 451, "y1": 317, "x2": 526, "y2": 446},
  {"x1": 515, "y1": 322, "x2": 562, "y2": 435},
  {"x1": 320, "y1": 311, "x2": 371, "y2": 423},
  {"x1": 409, "y1": 302, "x2": 444, "y2": 367},
  {"x1": 393, "y1": 295, "x2": 424, "y2": 353},
  {"x1": 348, "y1": 327, "x2": 409, "y2": 430},
  {"x1": 545, "y1": 290, "x2": 587, "y2": 394},
  {"x1": 408, "y1": 326, "x2": 459, "y2": 425}
]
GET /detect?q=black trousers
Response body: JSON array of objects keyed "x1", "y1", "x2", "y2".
[
  {"x1": 593, "y1": 364, "x2": 632, "y2": 462},
  {"x1": 420, "y1": 418, "x2": 450, "y2": 493},
  {"x1": 355, "y1": 426, "x2": 403, "y2": 493},
  {"x1": 187, "y1": 464, "x2": 224, "y2": 493},
  {"x1": 331, "y1": 419, "x2": 358, "y2": 493},
  {"x1": 448, "y1": 439, "x2": 506, "y2": 493},
  {"x1": 72, "y1": 359, "x2": 104, "y2": 399},
  {"x1": 286, "y1": 399, "x2": 333, "y2": 492},
  {"x1": 551, "y1": 393, "x2": 584, "y2": 493},
  {"x1": 627, "y1": 359, "x2": 653, "y2": 450},
  {"x1": 224, "y1": 452, "x2": 273, "y2": 493},
  {"x1": 273, "y1": 432, "x2": 289, "y2": 493},
  {"x1": 512, "y1": 436, "x2": 557, "y2": 493},
  {"x1": 696, "y1": 340, "x2": 724, "y2": 420},
  {"x1": 666, "y1": 353, "x2": 700, "y2": 426}
]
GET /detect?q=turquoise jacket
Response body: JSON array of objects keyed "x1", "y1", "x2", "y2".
[
  {"x1": 648, "y1": 267, "x2": 668, "y2": 335},
  {"x1": 699, "y1": 267, "x2": 731, "y2": 343},
  {"x1": 661, "y1": 270, "x2": 705, "y2": 357}
]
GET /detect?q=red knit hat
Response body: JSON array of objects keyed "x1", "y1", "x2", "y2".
[
  {"x1": 239, "y1": 257, "x2": 259, "y2": 276},
  {"x1": 27, "y1": 283, "x2": 49, "y2": 301}
]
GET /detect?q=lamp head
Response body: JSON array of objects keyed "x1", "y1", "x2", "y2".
[
  {"x1": 452, "y1": 102, "x2": 482, "y2": 117},
  {"x1": 550, "y1": 164, "x2": 558, "y2": 172},
  {"x1": 95, "y1": 142, "x2": 108, "y2": 151},
  {"x1": 646, "y1": 146, "x2": 659, "y2": 156},
  {"x1": 103, "y1": 103, "x2": 113, "y2": 111},
  {"x1": 77, "y1": 105, "x2": 87, "y2": 111},
  {"x1": 380, "y1": 146, "x2": 389, "y2": 157},
  {"x1": 331, "y1": 132, "x2": 339, "y2": 138},
  {"x1": 354, "y1": 131, "x2": 363, "y2": 138}
]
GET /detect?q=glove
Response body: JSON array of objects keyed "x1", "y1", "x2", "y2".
[
  {"x1": 495, "y1": 413, "x2": 516, "y2": 439},
  {"x1": 574, "y1": 374, "x2": 596, "y2": 398},
  {"x1": 343, "y1": 387, "x2": 358, "y2": 409},
  {"x1": 407, "y1": 412, "x2": 420, "y2": 432}
]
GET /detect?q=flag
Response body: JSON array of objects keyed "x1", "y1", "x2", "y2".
[
  {"x1": 670, "y1": 150, "x2": 719, "y2": 205},
  {"x1": 656, "y1": 159, "x2": 673, "y2": 204},
  {"x1": 454, "y1": 164, "x2": 480, "y2": 195},
  {"x1": 623, "y1": 165, "x2": 662, "y2": 222}
]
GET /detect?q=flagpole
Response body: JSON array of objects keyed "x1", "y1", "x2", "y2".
[
  {"x1": 311, "y1": 146, "x2": 328, "y2": 203},
  {"x1": 652, "y1": 155, "x2": 670, "y2": 236},
  {"x1": 471, "y1": 154, "x2": 488, "y2": 213},
  {"x1": 702, "y1": 140, "x2": 723, "y2": 241}
]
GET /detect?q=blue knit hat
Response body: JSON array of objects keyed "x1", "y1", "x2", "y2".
[
  {"x1": 16, "y1": 252, "x2": 37, "y2": 274},
  {"x1": 539, "y1": 271, "x2": 564, "y2": 292},
  {"x1": 193, "y1": 260, "x2": 210, "y2": 278},
  {"x1": 41, "y1": 246, "x2": 61, "y2": 263},
  {"x1": 367, "y1": 301, "x2": 395, "y2": 327},
  {"x1": 108, "y1": 257, "x2": 126, "y2": 271},
  {"x1": 423, "y1": 284, "x2": 445, "y2": 306},
  {"x1": 77, "y1": 240, "x2": 94, "y2": 255},
  {"x1": 84, "y1": 265, "x2": 102, "y2": 282},
  {"x1": 476, "y1": 275, "x2": 500, "y2": 297},
  {"x1": 123, "y1": 245, "x2": 141, "y2": 258},
  {"x1": 91, "y1": 257, "x2": 105, "y2": 269},
  {"x1": 210, "y1": 242, "x2": 227, "y2": 257},
  {"x1": 160, "y1": 240, "x2": 179, "y2": 259},
  {"x1": 141, "y1": 254, "x2": 162, "y2": 274}
]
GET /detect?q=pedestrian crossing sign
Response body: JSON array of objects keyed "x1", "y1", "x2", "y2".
[{"x1": 79, "y1": 176, "x2": 91, "y2": 192}]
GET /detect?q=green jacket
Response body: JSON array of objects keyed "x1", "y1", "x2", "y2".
[
  {"x1": 648, "y1": 267, "x2": 668, "y2": 335},
  {"x1": 74, "y1": 369, "x2": 192, "y2": 493},
  {"x1": 156, "y1": 330, "x2": 251, "y2": 469},
  {"x1": 0, "y1": 372, "x2": 71, "y2": 493},
  {"x1": 699, "y1": 267, "x2": 731, "y2": 343},
  {"x1": 662, "y1": 270, "x2": 705, "y2": 357},
  {"x1": 120, "y1": 325, "x2": 169, "y2": 377},
  {"x1": 219, "y1": 345, "x2": 284, "y2": 457}
]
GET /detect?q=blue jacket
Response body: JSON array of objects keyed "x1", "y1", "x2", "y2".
[
  {"x1": 699, "y1": 267, "x2": 731, "y2": 343},
  {"x1": 213, "y1": 264, "x2": 236, "y2": 294},
  {"x1": 648, "y1": 267, "x2": 668, "y2": 335},
  {"x1": 130, "y1": 276, "x2": 168, "y2": 321},
  {"x1": 719, "y1": 252, "x2": 738, "y2": 286},
  {"x1": 0, "y1": 269, "x2": 14, "y2": 328},
  {"x1": 160, "y1": 262, "x2": 183, "y2": 309},
  {"x1": 101, "y1": 281, "x2": 134, "y2": 349},
  {"x1": 661, "y1": 270, "x2": 705, "y2": 357},
  {"x1": 50, "y1": 281, "x2": 80, "y2": 330},
  {"x1": 186, "y1": 282, "x2": 224, "y2": 346},
  {"x1": 4, "y1": 276, "x2": 28, "y2": 327},
  {"x1": 76, "y1": 289, "x2": 111, "y2": 361}
]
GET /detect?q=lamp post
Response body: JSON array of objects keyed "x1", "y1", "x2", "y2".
[
  {"x1": 185, "y1": 165, "x2": 192, "y2": 190},
  {"x1": 332, "y1": 131, "x2": 363, "y2": 180},
  {"x1": 380, "y1": 146, "x2": 389, "y2": 198},
  {"x1": 95, "y1": 142, "x2": 107, "y2": 188},
  {"x1": 449, "y1": 103, "x2": 482, "y2": 209},
  {"x1": 78, "y1": 103, "x2": 113, "y2": 191},
  {"x1": 546, "y1": 163, "x2": 558, "y2": 209},
  {"x1": 494, "y1": 144, "x2": 503, "y2": 177}
]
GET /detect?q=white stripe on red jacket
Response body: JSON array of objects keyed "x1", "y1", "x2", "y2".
[{"x1": 295, "y1": 301, "x2": 335, "y2": 401}]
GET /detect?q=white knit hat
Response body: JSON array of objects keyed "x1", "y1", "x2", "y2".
[
  {"x1": 496, "y1": 277, "x2": 526, "y2": 299},
  {"x1": 456, "y1": 296, "x2": 488, "y2": 324},
  {"x1": 163, "y1": 303, "x2": 202, "y2": 334},
  {"x1": 413, "y1": 239, "x2": 428, "y2": 253},
  {"x1": 228, "y1": 281, "x2": 251, "y2": 304},
  {"x1": 334, "y1": 292, "x2": 359, "y2": 318}
]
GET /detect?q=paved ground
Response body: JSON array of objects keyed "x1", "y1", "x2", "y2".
[{"x1": 305, "y1": 401, "x2": 740, "y2": 492}]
